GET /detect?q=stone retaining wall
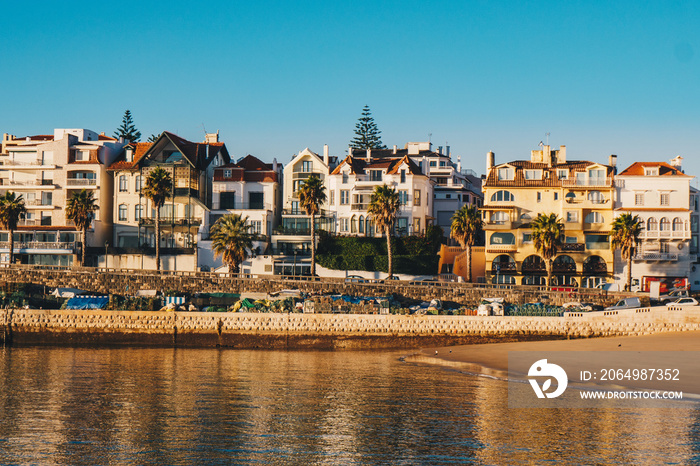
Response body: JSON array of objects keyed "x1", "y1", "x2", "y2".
[
  {"x1": 2, "y1": 306, "x2": 698, "y2": 349},
  {"x1": 0, "y1": 267, "x2": 633, "y2": 307}
]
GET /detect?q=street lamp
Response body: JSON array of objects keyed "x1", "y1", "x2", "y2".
[
  {"x1": 104, "y1": 240, "x2": 110, "y2": 269},
  {"x1": 293, "y1": 250, "x2": 297, "y2": 277}
]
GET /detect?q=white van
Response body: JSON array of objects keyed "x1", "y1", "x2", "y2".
[{"x1": 604, "y1": 297, "x2": 642, "y2": 311}]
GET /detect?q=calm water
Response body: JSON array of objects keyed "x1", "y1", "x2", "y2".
[{"x1": 0, "y1": 347, "x2": 698, "y2": 465}]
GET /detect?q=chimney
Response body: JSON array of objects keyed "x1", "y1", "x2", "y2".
[
  {"x1": 446, "y1": 146, "x2": 450, "y2": 158},
  {"x1": 422, "y1": 155, "x2": 428, "y2": 175},
  {"x1": 393, "y1": 145, "x2": 397, "y2": 154},
  {"x1": 544, "y1": 145, "x2": 552, "y2": 167},
  {"x1": 486, "y1": 151, "x2": 495, "y2": 172},
  {"x1": 366, "y1": 148, "x2": 371, "y2": 163},
  {"x1": 457, "y1": 155, "x2": 462, "y2": 173},
  {"x1": 670, "y1": 155, "x2": 683, "y2": 171},
  {"x1": 609, "y1": 154, "x2": 617, "y2": 175},
  {"x1": 2, "y1": 133, "x2": 8, "y2": 142},
  {"x1": 323, "y1": 144, "x2": 329, "y2": 166},
  {"x1": 204, "y1": 131, "x2": 219, "y2": 143},
  {"x1": 348, "y1": 145, "x2": 353, "y2": 157},
  {"x1": 273, "y1": 157, "x2": 278, "y2": 173},
  {"x1": 437, "y1": 146, "x2": 443, "y2": 155},
  {"x1": 119, "y1": 136, "x2": 125, "y2": 144},
  {"x1": 558, "y1": 145, "x2": 566, "y2": 163}
]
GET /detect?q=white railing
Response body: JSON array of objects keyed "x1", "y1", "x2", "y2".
[
  {"x1": 641, "y1": 230, "x2": 689, "y2": 239},
  {"x1": 0, "y1": 159, "x2": 52, "y2": 167},
  {"x1": 0, "y1": 241, "x2": 76, "y2": 250},
  {"x1": 66, "y1": 178, "x2": 97, "y2": 186},
  {"x1": 561, "y1": 178, "x2": 612, "y2": 187},
  {"x1": 633, "y1": 252, "x2": 678, "y2": 261}
]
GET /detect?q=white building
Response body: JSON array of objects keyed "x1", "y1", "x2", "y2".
[
  {"x1": 327, "y1": 147, "x2": 431, "y2": 236},
  {"x1": 0, "y1": 129, "x2": 124, "y2": 266},
  {"x1": 614, "y1": 157, "x2": 695, "y2": 292}
]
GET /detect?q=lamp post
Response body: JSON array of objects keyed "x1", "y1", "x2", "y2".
[
  {"x1": 104, "y1": 240, "x2": 110, "y2": 269},
  {"x1": 293, "y1": 250, "x2": 297, "y2": 277}
]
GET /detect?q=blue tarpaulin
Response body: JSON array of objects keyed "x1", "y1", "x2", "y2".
[{"x1": 65, "y1": 296, "x2": 110, "y2": 310}]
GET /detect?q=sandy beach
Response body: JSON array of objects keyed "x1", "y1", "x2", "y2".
[{"x1": 409, "y1": 332, "x2": 700, "y2": 395}]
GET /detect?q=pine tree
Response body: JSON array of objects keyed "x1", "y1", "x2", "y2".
[
  {"x1": 351, "y1": 105, "x2": 386, "y2": 149},
  {"x1": 114, "y1": 109, "x2": 142, "y2": 142}
]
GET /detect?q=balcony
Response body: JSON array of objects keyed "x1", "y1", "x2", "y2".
[
  {"x1": 486, "y1": 220, "x2": 513, "y2": 230},
  {"x1": 351, "y1": 203, "x2": 369, "y2": 211},
  {"x1": 561, "y1": 178, "x2": 612, "y2": 188},
  {"x1": 486, "y1": 244, "x2": 517, "y2": 253},
  {"x1": 0, "y1": 241, "x2": 76, "y2": 251},
  {"x1": 292, "y1": 171, "x2": 322, "y2": 180},
  {"x1": 552, "y1": 262, "x2": 576, "y2": 273},
  {"x1": 139, "y1": 217, "x2": 202, "y2": 227},
  {"x1": 282, "y1": 208, "x2": 333, "y2": 217},
  {"x1": 0, "y1": 180, "x2": 55, "y2": 189},
  {"x1": 583, "y1": 262, "x2": 608, "y2": 274},
  {"x1": 560, "y1": 242, "x2": 585, "y2": 252},
  {"x1": 0, "y1": 159, "x2": 55, "y2": 169},
  {"x1": 641, "y1": 230, "x2": 690, "y2": 240},
  {"x1": 66, "y1": 178, "x2": 97, "y2": 187},
  {"x1": 633, "y1": 252, "x2": 678, "y2": 261},
  {"x1": 214, "y1": 202, "x2": 272, "y2": 211}
]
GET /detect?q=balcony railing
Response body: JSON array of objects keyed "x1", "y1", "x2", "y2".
[
  {"x1": 560, "y1": 242, "x2": 585, "y2": 252},
  {"x1": 561, "y1": 178, "x2": 612, "y2": 187},
  {"x1": 522, "y1": 263, "x2": 546, "y2": 273},
  {"x1": 138, "y1": 217, "x2": 202, "y2": 227},
  {"x1": 351, "y1": 203, "x2": 369, "y2": 211},
  {"x1": 486, "y1": 244, "x2": 517, "y2": 253},
  {"x1": 491, "y1": 262, "x2": 516, "y2": 272},
  {"x1": 583, "y1": 263, "x2": 608, "y2": 274},
  {"x1": 25, "y1": 199, "x2": 53, "y2": 207},
  {"x1": 214, "y1": 202, "x2": 271, "y2": 211},
  {"x1": 282, "y1": 208, "x2": 334, "y2": 217},
  {"x1": 0, "y1": 180, "x2": 54, "y2": 187},
  {"x1": 640, "y1": 230, "x2": 689, "y2": 239},
  {"x1": 0, "y1": 159, "x2": 54, "y2": 167},
  {"x1": 552, "y1": 262, "x2": 576, "y2": 273},
  {"x1": 633, "y1": 252, "x2": 678, "y2": 261},
  {"x1": 67, "y1": 178, "x2": 97, "y2": 186},
  {"x1": 0, "y1": 241, "x2": 76, "y2": 250}
]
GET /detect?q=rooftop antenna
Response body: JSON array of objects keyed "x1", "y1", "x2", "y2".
[
  {"x1": 202, "y1": 123, "x2": 208, "y2": 135},
  {"x1": 545, "y1": 132, "x2": 550, "y2": 145},
  {"x1": 428, "y1": 133, "x2": 432, "y2": 143}
]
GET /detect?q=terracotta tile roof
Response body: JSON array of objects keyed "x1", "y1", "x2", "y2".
[
  {"x1": 614, "y1": 207, "x2": 691, "y2": 212},
  {"x1": 618, "y1": 162, "x2": 691, "y2": 177},
  {"x1": 214, "y1": 155, "x2": 277, "y2": 182},
  {"x1": 484, "y1": 160, "x2": 614, "y2": 188},
  {"x1": 98, "y1": 134, "x2": 117, "y2": 141},
  {"x1": 107, "y1": 142, "x2": 153, "y2": 170},
  {"x1": 331, "y1": 155, "x2": 424, "y2": 176}
]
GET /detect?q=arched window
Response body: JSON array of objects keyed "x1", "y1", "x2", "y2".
[
  {"x1": 490, "y1": 232, "x2": 515, "y2": 245},
  {"x1": 672, "y1": 217, "x2": 683, "y2": 231},
  {"x1": 490, "y1": 211, "x2": 510, "y2": 224},
  {"x1": 565, "y1": 192, "x2": 576, "y2": 203},
  {"x1": 351, "y1": 216, "x2": 357, "y2": 233},
  {"x1": 585, "y1": 212, "x2": 604, "y2": 224},
  {"x1": 647, "y1": 217, "x2": 657, "y2": 231},
  {"x1": 660, "y1": 217, "x2": 670, "y2": 231},
  {"x1": 520, "y1": 213, "x2": 531, "y2": 221},
  {"x1": 490, "y1": 190, "x2": 514, "y2": 202},
  {"x1": 119, "y1": 175, "x2": 128, "y2": 192},
  {"x1": 358, "y1": 215, "x2": 364, "y2": 234},
  {"x1": 118, "y1": 204, "x2": 128, "y2": 221},
  {"x1": 587, "y1": 190, "x2": 605, "y2": 204}
]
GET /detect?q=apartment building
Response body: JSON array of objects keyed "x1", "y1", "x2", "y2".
[
  {"x1": 614, "y1": 157, "x2": 695, "y2": 291},
  {"x1": 198, "y1": 155, "x2": 282, "y2": 271},
  {"x1": 0, "y1": 129, "x2": 123, "y2": 266},
  {"x1": 107, "y1": 131, "x2": 230, "y2": 271},
  {"x1": 327, "y1": 147, "x2": 431, "y2": 236},
  {"x1": 481, "y1": 145, "x2": 616, "y2": 287}
]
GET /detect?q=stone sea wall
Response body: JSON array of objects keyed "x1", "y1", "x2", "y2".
[{"x1": 2, "y1": 306, "x2": 698, "y2": 349}]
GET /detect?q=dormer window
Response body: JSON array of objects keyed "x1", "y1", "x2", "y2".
[
  {"x1": 524, "y1": 169, "x2": 542, "y2": 180},
  {"x1": 224, "y1": 169, "x2": 232, "y2": 178},
  {"x1": 645, "y1": 167, "x2": 659, "y2": 176},
  {"x1": 497, "y1": 167, "x2": 514, "y2": 180},
  {"x1": 370, "y1": 170, "x2": 383, "y2": 182},
  {"x1": 557, "y1": 169, "x2": 568, "y2": 180},
  {"x1": 125, "y1": 148, "x2": 134, "y2": 162}
]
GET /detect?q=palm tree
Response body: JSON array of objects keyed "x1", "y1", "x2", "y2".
[
  {"x1": 66, "y1": 189, "x2": 99, "y2": 267},
  {"x1": 143, "y1": 167, "x2": 173, "y2": 272},
  {"x1": 611, "y1": 213, "x2": 643, "y2": 291},
  {"x1": 531, "y1": 213, "x2": 564, "y2": 286},
  {"x1": 0, "y1": 192, "x2": 26, "y2": 267},
  {"x1": 450, "y1": 204, "x2": 484, "y2": 282},
  {"x1": 297, "y1": 175, "x2": 326, "y2": 276},
  {"x1": 210, "y1": 214, "x2": 253, "y2": 274},
  {"x1": 367, "y1": 184, "x2": 401, "y2": 278}
]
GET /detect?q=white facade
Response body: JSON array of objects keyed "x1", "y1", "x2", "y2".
[{"x1": 614, "y1": 159, "x2": 695, "y2": 291}]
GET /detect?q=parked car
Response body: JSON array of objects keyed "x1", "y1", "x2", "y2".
[
  {"x1": 604, "y1": 297, "x2": 642, "y2": 312},
  {"x1": 660, "y1": 290, "x2": 690, "y2": 304},
  {"x1": 344, "y1": 275, "x2": 366, "y2": 284},
  {"x1": 409, "y1": 277, "x2": 438, "y2": 285},
  {"x1": 665, "y1": 297, "x2": 699, "y2": 307}
]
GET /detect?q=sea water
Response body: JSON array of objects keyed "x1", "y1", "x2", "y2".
[{"x1": 0, "y1": 347, "x2": 697, "y2": 465}]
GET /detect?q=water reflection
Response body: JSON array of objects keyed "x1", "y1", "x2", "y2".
[{"x1": 0, "y1": 347, "x2": 696, "y2": 464}]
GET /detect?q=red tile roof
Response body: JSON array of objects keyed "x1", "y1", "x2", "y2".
[
  {"x1": 484, "y1": 160, "x2": 614, "y2": 188},
  {"x1": 107, "y1": 142, "x2": 153, "y2": 170},
  {"x1": 618, "y1": 162, "x2": 690, "y2": 177},
  {"x1": 331, "y1": 155, "x2": 424, "y2": 176}
]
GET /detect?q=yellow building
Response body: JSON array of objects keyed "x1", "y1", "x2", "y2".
[{"x1": 481, "y1": 145, "x2": 616, "y2": 287}]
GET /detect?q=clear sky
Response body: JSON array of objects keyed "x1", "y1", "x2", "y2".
[{"x1": 2, "y1": 0, "x2": 699, "y2": 182}]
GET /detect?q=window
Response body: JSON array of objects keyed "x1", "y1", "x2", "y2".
[
  {"x1": 645, "y1": 167, "x2": 659, "y2": 176},
  {"x1": 301, "y1": 161, "x2": 312, "y2": 172},
  {"x1": 358, "y1": 215, "x2": 364, "y2": 234},
  {"x1": 351, "y1": 216, "x2": 357, "y2": 233},
  {"x1": 490, "y1": 211, "x2": 510, "y2": 224},
  {"x1": 589, "y1": 169, "x2": 605, "y2": 185},
  {"x1": 399, "y1": 190, "x2": 408, "y2": 205},
  {"x1": 635, "y1": 193, "x2": 644, "y2": 206},
  {"x1": 522, "y1": 233, "x2": 532, "y2": 243},
  {"x1": 429, "y1": 161, "x2": 437, "y2": 167},
  {"x1": 119, "y1": 175, "x2": 128, "y2": 192},
  {"x1": 413, "y1": 217, "x2": 421, "y2": 233},
  {"x1": 537, "y1": 192, "x2": 541, "y2": 203},
  {"x1": 224, "y1": 169, "x2": 232, "y2": 178},
  {"x1": 135, "y1": 204, "x2": 143, "y2": 221},
  {"x1": 490, "y1": 232, "x2": 515, "y2": 245},
  {"x1": 135, "y1": 175, "x2": 142, "y2": 192},
  {"x1": 647, "y1": 217, "x2": 658, "y2": 231},
  {"x1": 220, "y1": 192, "x2": 236, "y2": 209},
  {"x1": 660, "y1": 193, "x2": 670, "y2": 206},
  {"x1": 554, "y1": 192, "x2": 559, "y2": 201},
  {"x1": 340, "y1": 190, "x2": 349, "y2": 205},
  {"x1": 565, "y1": 192, "x2": 576, "y2": 203},
  {"x1": 75, "y1": 150, "x2": 89, "y2": 161},
  {"x1": 340, "y1": 218, "x2": 349, "y2": 232},
  {"x1": 588, "y1": 191, "x2": 604, "y2": 204},
  {"x1": 414, "y1": 189, "x2": 421, "y2": 206},
  {"x1": 566, "y1": 211, "x2": 578, "y2": 222},
  {"x1": 565, "y1": 236, "x2": 577, "y2": 243},
  {"x1": 400, "y1": 170, "x2": 406, "y2": 183},
  {"x1": 249, "y1": 220, "x2": 262, "y2": 234},
  {"x1": 660, "y1": 217, "x2": 670, "y2": 231},
  {"x1": 41, "y1": 192, "x2": 52, "y2": 206},
  {"x1": 249, "y1": 192, "x2": 264, "y2": 210},
  {"x1": 329, "y1": 191, "x2": 335, "y2": 205},
  {"x1": 524, "y1": 170, "x2": 541, "y2": 180},
  {"x1": 490, "y1": 190, "x2": 514, "y2": 202},
  {"x1": 291, "y1": 201, "x2": 300, "y2": 214},
  {"x1": 342, "y1": 172, "x2": 348, "y2": 184},
  {"x1": 396, "y1": 217, "x2": 408, "y2": 234},
  {"x1": 125, "y1": 148, "x2": 134, "y2": 162},
  {"x1": 585, "y1": 234, "x2": 610, "y2": 250},
  {"x1": 497, "y1": 167, "x2": 514, "y2": 180},
  {"x1": 557, "y1": 169, "x2": 568, "y2": 180},
  {"x1": 585, "y1": 212, "x2": 604, "y2": 223},
  {"x1": 118, "y1": 204, "x2": 128, "y2": 221},
  {"x1": 673, "y1": 217, "x2": 684, "y2": 231},
  {"x1": 370, "y1": 170, "x2": 382, "y2": 181}
]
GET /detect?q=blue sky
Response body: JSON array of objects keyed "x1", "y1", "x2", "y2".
[{"x1": 2, "y1": 0, "x2": 699, "y2": 181}]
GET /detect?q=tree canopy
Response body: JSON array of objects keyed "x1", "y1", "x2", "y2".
[
  {"x1": 351, "y1": 105, "x2": 386, "y2": 150},
  {"x1": 114, "y1": 109, "x2": 142, "y2": 142}
]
